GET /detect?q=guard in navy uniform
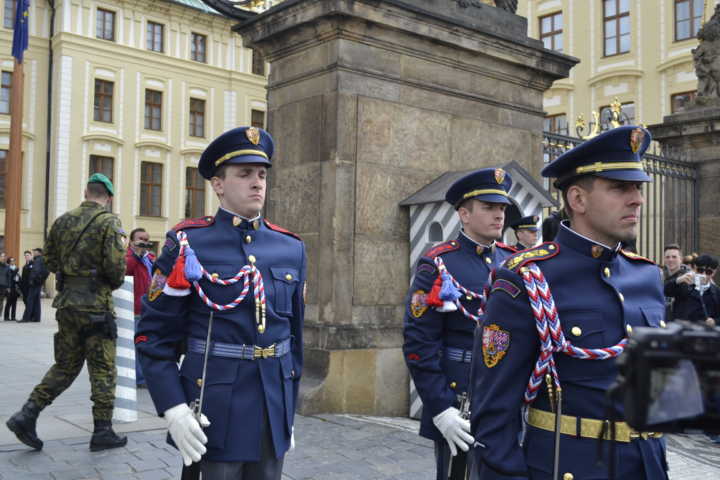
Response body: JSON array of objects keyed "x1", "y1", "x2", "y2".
[
  {"x1": 470, "y1": 126, "x2": 668, "y2": 479},
  {"x1": 403, "y1": 168, "x2": 517, "y2": 480},
  {"x1": 136, "y1": 127, "x2": 306, "y2": 480},
  {"x1": 509, "y1": 216, "x2": 539, "y2": 251}
]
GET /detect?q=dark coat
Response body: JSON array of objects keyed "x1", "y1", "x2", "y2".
[{"x1": 665, "y1": 279, "x2": 720, "y2": 321}]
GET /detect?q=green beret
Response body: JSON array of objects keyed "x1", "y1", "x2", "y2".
[{"x1": 88, "y1": 173, "x2": 115, "y2": 196}]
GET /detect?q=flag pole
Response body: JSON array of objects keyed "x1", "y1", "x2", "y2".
[{"x1": 5, "y1": 58, "x2": 24, "y2": 262}]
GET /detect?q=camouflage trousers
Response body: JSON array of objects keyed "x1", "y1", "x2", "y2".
[{"x1": 30, "y1": 308, "x2": 117, "y2": 421}]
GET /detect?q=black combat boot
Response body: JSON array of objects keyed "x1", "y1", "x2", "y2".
[
  {"x1": 89, "y1": 420, "x2": 127, "y2": 452},
  {"x1": 6, "y1": 400, "x2": 44, "y2": 450}
]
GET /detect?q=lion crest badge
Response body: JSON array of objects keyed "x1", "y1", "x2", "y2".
[
  {"x1": 630, "y1": 127, "x2": 645, "y2": 153},
  {"x1": 246, "y1": 127, "x2": 261, "y2": 145},
  {"x1": 494, "y1": 168, "x2": 505, "y2": 185}
]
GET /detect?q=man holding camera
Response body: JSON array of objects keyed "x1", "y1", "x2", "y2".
[
  {"x1": 470, "y1": 126, "x2": 668, "y2": 479},
  {"x1": 6, "y1": 173, "x2": 128, "y2": 452},
  {"x1": 665, "y1": 253, "x2": 719, "y2": 325}
]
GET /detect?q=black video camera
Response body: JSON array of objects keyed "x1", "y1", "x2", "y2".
[{"x1": 617, "y1": 321, "x2": 720, "y2": 434}]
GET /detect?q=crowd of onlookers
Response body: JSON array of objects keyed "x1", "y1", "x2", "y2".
[
  {"x1": 663, "y1": 244, "x2": 719, "y2": 325},
  {"x1": 0, "y1": 248, "x2": 48, "y2": 323}
]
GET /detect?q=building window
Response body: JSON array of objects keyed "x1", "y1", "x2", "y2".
[
  {"x1": 675, "y1": 0, "x2": 704, "y2": 41},
  {"x1": 147, "y1": 21, "x2": 164, "y2": 53},
  {"x1": 543, "y1": 114, "x2": 568, "y2": 135},
  {"x1": 4, "y1": 0, "x2": 15, "y2": 29},
  {"x1": 185, "y1": 167, "x2": 205, "y2": 218},
  {"x1": 539, "y1": 12, "x2": 563, "y2": 52},
  {"x1": 145, "y1": 89, "x2": 163, "y2": 131},
  {"x1": 89, "y1": 155, "x2": 114, "y2": 211},
  {"x1": 0, "y1": 71, "x2": 11, "y2": 114},
  {"x1": 140, "y1": 162, "x2": 162, "y2": 217},
  {"x1": 599, "y1": 101, "x2": 635, "y2": 126},
  {"x1": 0, "y1": 149, "x2": 6, "y2": 208},
  {"x1": 93, "y1": 79, "x2": 114, "y2": 123},
  {"x1": 251, "y1": 109, "x2": 265, "y2": 129},
  {"x1": 603, "y1": 0, "x2": 630, "y2": 56},
  {"x1": 96, "y1": 8, "x2": 115, "y2": 41},
  {"x1": 671, "y1": 91, "x2": 697, "y2": 113},
  {"x1": 191, "y1": 33, "x2": 207, "y2": 62},
  {"x1": 189, "y1": 98, "x2": 206, "y2": 138},
  {"x1": 252, "y1": 49, "x2": 265, "y2": 76}
]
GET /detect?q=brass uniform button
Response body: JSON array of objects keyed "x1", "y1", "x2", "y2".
[
  {"x1": 466, "y1": 295, "x2": 473, "y2": 301},
  {"x1": 248, "y1": 254, "x2": 256, "y2": 264},
  {"x1": 291, "y1": 370, "x2": 295, "y2": 378},
  {"x1": 245, "y1": 235, "x2": 252, "y2": 244},
  {"x1": 626, "y1": 324, "x2": 633, "y2": 334},
  {"x1": 285, "y1": 273, "x2": 293, "y2": 281},
  {"x1": 563, "y1": 474, "x2": 574, "y2": 480},
  {"x1": 211, "y1": 273, "x2": 219, "y2": 280},
  {"x1": 571, "y1": 326, "x2": 582, "y2": 337},
  {"x1": 485, "y1": 257, "x2": 492, "y2": 264},
  {"x1": 548, "y1": 244, "x2": 555, "y2": 250},
  {"x1": 450, "y1": 382, "x2": 457, "y2": 389},
  {"x1": 196, "y1": 378, "x2": 203, "y2": 387},
  {"x1": 603, "y1": 267, "x2": 611, "y2": 278},
  {"x1": 660, "y1": 320, "x2": 667, "y2": 328},
  {"x1": 618, "y1": 292, "x2": 625, "y2": 302}
]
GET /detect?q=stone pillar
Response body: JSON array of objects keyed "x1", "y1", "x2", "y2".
[
  {"x1": 236, "y1": 0, "x2": 576, "y2": 415},
  {"x1": 649, "y1": 107, "x2": 720, "y2": 255}
]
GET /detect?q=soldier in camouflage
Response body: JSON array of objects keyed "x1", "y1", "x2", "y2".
[{"x1": 6, "y1": 173, "x2": 129, "y2": 452}]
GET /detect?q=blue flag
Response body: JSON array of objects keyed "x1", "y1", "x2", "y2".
[{"x1": 11, "y1": 0, "x2": 29, "y2": 63}]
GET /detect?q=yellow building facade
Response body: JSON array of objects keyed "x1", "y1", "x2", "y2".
[
  {"x1": 518, "y1": 0, "x2": 718, "y2": 134},
  {"x1": 0, "y1": 0, "x2": 267, "y2": 257}
]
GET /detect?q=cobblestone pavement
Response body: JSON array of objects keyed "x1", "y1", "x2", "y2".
[{"x1": 0, "y1": 300, "x2": 718, "y2": 479}]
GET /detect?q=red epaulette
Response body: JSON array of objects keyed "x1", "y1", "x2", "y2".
[
  {"x1": 619, "y1": 249, "x2": 655, "y2": 264},
  {"x1": 172, "y1": 216, "x2": 215, "y2": 231},
  {"x1": 496, "y1": 242, "x2": 517, "y2": 253},
  {"x1": 504, "y1": 242, "x2": 560, "y2": 272},
  {"x1": 264, "y1": 219, "x2": 302, "y2": 241},
  {"x1": 424, "y1": 240, "x2": 460, "y2": 259}
]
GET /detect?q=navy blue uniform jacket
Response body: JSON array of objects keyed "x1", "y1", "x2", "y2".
[
  {"x1": 471, "y1": 225, "x2": 668, "y2": 479},
  {"x1": 136, "y1": 208, "x2": 306, "y2": 462},
  {"x1": 403, "y1": 233, "x2": 514, "y2": 442}
]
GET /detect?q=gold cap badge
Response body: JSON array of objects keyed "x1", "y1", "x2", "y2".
[
  {"x1": 630, "y1": 127, "x2": 645, "y2": 153},
  {"x1": 246, "y1": 127, "x2": 261, "y2": 145},
  {"x1": 494, "y1": 168, "x2": 505, "y2": 185}
]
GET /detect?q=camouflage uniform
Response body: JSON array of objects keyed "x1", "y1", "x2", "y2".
[{"x1": 29, "y1": 201, "x2": 126, "y2": 421}]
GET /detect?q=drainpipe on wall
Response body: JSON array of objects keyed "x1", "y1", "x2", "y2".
[{"x1": 43, "y1": 0, "x2": 56, "y2": 241}]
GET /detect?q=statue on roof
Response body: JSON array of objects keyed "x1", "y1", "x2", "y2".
[
  {"x1": 692, "y1": 4, "x2": 720, "y2": 105},
  {"x1": 455, "y1": 0, "x2": 518, "y2": 14}
]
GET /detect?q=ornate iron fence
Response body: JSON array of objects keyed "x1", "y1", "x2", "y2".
[{"x1": 542, "y1": 132, "x2": 698, "y2": 263}]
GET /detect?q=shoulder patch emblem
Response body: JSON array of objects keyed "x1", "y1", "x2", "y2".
[
  {"x1": 482, "y1": 324, "x2": 510, "y2": 368},
  {"x1": 416, "y1": 263, "x2": 437, "y2": 277},
  {"x1": 619, "y1": 249, "x2": 655, "y2": 264},
  {"x1": 504, "y1": 243, "x2": 560, "y2": 271},
  {"x1": 173, "y1": 216, "x2": 215, "y2": 231},
  {"x1": 491, "y1": 278, "x2": 521, "y2": 298},
  {"x1": 425, "y1": 240, "x2": 460, "y2": 259},
  {"x1": 410, "y1": 290, "x2": 429, "y2": 318},
  {"x1": 264, "y1": 219, "x2": 302, "y2": 241},
  {"x1": 147, "y1": 271, "x2": 167, "y2": 302}
]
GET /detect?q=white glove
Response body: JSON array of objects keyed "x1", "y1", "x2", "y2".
[
  {"x1": 164, "y1": 403, "x2": 210, "y2": 466},
  {"x1": 432, "y1": 407, "x2": 473, "y2": 456},
  {"x1": 289, "y1": 426, "x2": 296, "y2": 452}
]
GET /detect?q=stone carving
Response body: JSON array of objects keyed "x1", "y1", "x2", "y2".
[
  {"x1": 455, "y1": 0, "x2": 518, "y2": 14},
  {"x1": 692, "y1": 4, "x2": 720, "y2": 106}
]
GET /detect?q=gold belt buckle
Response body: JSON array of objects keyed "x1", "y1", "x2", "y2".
[
  {"x1": 254, "y1": 344, "x2": 276, "y2": 359},
  {"x1": 630, "y1": 430, "x2": 661, "y2": 440}
]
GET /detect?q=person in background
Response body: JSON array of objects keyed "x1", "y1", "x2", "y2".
[
  {"x1": 125, "y1": 228, "x2": 156, "y2": 388},
  {"x1": 5, "y1": 257, "x2": 20, "y2": 321},
  {"x1": 662, "y1": 244, "x2": 688, "y2": 320},
  {"x1": 0, "y1": 252, "x2": 9, "y2": 316},
  {"x1": 19, "y1": 250, "x2": 32, "y2": 306},
  {"x1": 665, "y1": 253, "x2": 719, "y2": 325},
  {"x1": 508, "y1": 215, "x2": 539, "y2": 251},
  {"x1": 541, "y1": 211, "x2": 562, "y2": 242},
  {"x1": 20, "y1": 248, "x2": 48, "y2": 323}
]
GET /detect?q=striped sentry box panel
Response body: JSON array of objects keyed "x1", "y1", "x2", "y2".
[{"x1": 112, "y1": 276, "x2": 137, "y2": 423}]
